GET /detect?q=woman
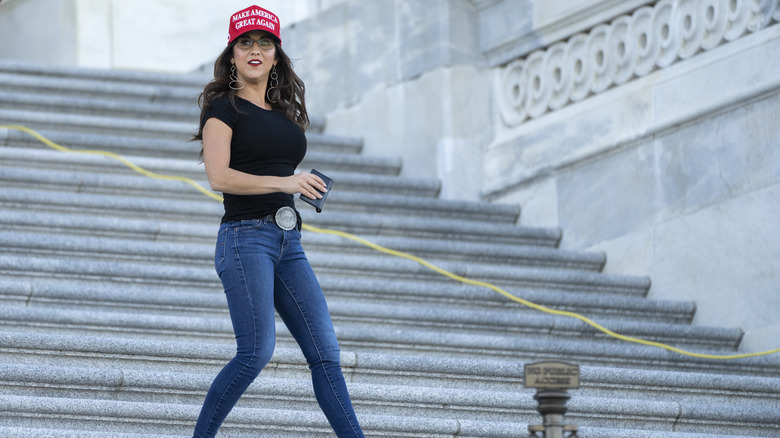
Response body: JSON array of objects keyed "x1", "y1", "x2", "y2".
[{"x1": 191, "y1": 5, "x2": 364, "y2": 438}]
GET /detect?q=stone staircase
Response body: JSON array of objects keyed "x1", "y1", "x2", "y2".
[{"x1": 0, "y1": 59, "x2": 778, "y2": 437}]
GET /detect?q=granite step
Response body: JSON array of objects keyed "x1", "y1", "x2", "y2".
[
  {"x1": 67, "y1": 189, "x2": 518, "y2": 230},
  {"x1": 0, "y1": 316, "x2": 752, "y2": 374},
  {"x1": 0, "y1": 331, "x2": 780, "y2": 382},
  {"x1": 1, "y1": 110, "x2": 347, "y2": 151},
  {"x1": 2, "y1": 330, "x2": 780, "y2": 392},
  {"x1": 0, "y1": 276, "x2": 693, "y2": 324},
  {"x1": 0, "y1": 207, "x2": 558, "y2": 248},
  {"x1": 0, "y1": 152, "x2": 429, "y2": 199},
  {"x1": 0, "y1": 254, "x2": 756, "y2": 368},
  {"x1": 4, "y1": 357, "x2": 778, "y2": 410},
  {"x1": 33, "y1": 392, "x2": 771, "y2": 438},
  {"x1": 0, "y1": 428, "x2": 172, "y2": 438},
  {"x1": 0, "y1": 88, "x2": 324, "y2": 134},
  {"x1": 0, "y1": 363, "x2": 778, "y2": 436},
  {"x1": 0, "y1": 348, "x2": 780, "y2": 408},
  {"x1": 0, "y1": 71, "x2": 200, "y2": 104},
  {"x1": 0, "y1": 108, "x2": 195, "y2": 140},
  {"x1": 2, "y1": 362, "x2": 778, "y2": 421},
  {"x1": 0, "y1": 302, "x2": 740, "y2": 354},
  {"x1": 0, "y1": 329, "x2": 776, "y2": 436},
  {"x1": 0, "y1": 137, "x2": 396, "y2": 176},
  {"x1": 1, "y1": 123, "x2": 344, "y2": 161},
  {"x1": 0, "y1": 226, "x2": 602, "y2": 271},
  {"x1": 299, "y1": 209, "x2": 560, "y2": 245},
  {"x1": 0, "y1": 426, "x2": 769, "y2": 438},
  {"x1": 0, "y1": 394, "x2": 498, "y2": 438},
  {"x1": 0, "y1": 90, "x2": 200, "y2": 122},
  {"x1": 0, "y1": 168, "x2": 512, "y2": 221},
  {"x1": 0, "y1": 189, "x2": 556, "y2": 246},
  {"x1": 0, "y1": 59, "x2": 207, "y2": 87},
  {"x1": 0, "y1": 248, "x2": 649, "y2": 297},
  {"x1": 0, "y1": 427, "x2": 769, "y2": 438},
  {"x1": 0, "y1": 330, "x2": 543, "y2": 387}
]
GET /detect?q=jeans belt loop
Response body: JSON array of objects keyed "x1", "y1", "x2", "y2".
[{"x1": 274, "y1": 206, "x2": 297, "y2": 231}]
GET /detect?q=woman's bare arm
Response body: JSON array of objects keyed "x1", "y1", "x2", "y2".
[{"x1": 202, "y1": 117, "x2": 325, "y2": 199}]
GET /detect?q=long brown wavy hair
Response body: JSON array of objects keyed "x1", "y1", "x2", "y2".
[{"x1": 193, "y1": 37, "x2": 309, "y2": 158}]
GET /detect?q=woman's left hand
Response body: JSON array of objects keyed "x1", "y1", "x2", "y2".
[{"x1": 284, "y1": 172, "x2": 327, "y2": 200}]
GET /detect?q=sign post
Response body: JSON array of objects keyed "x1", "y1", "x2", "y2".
[{"x1": 524, "y1": 361, "x2": 580, "y2": 438}]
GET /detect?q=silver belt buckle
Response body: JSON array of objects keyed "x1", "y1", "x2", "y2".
[{"x1": 274, "y1": 206, "x2": 297, "y2": 231}]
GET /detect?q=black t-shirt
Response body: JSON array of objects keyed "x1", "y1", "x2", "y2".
[{"x1": 201, "y1": 95, "x2": 307, "y2": 223}]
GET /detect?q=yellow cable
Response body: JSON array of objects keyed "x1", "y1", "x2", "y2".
[
  {"x1": 3, "y1": 124, "x2": 779, "y2": 360},
  {"x1": 1, "y1": 125, "x2": 224, "y2": 203}
]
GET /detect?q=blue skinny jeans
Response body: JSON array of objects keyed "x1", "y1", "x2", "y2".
[{"x1": 193, "y1": 217, "x2": 364, "y2": 437}]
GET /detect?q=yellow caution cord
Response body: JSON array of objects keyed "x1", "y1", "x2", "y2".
[{"x1": 3, "y1": 124, "x2": 779, "y2": 361}]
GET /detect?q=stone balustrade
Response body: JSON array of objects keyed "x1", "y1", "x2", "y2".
[{"x1": 499, "y1": 0, "x2": 780, "y2": 126}]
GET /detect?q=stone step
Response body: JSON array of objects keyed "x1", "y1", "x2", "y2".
[
  {"x1": 0, "y1": 90, "x2": 200, "y2": 122},
  {"x1": 0, "y1": 358, "x2": 778, "y2": 436},
  {"x1": 8, "y1": 352, "x2": 776, "y2": 410},
  {"x1": 0, "y1": 181, "x2": 519, "y2": 226},
  {"x1": 0, "y1": 207, "x2": 556, "y2": 249},
  {"x1": 3, "y1": 361, "x2": 778, "y2": 419},
  {"x1": 40, "y1": 392, "x2": 768, "y2": 438},
  {"x1": 0, "y1": 225, "x2": 601, "y2": 271},
  {"x1": 0, "y1": 91, "x2": 325, "y2": 135},
  {"x1": 0, "y1": 301, "x2": 739, "y2": 354},
  {"x1": 1, "y1": 62, "x2": 330, "y2": 135},
  {"x1": 0, "y1": 72, "x2": 199, "y2": 104},
  {"x1": 0, "y1": 363, "x2": 778, "y2": 436},
  {"x1": 0, "y1": 167, "x2": 509, "y2": 221},
  {"x1": 318, "y1": 276, "x2": 687, "y2": 321},
  {"x1": 1, "y1": 109, "x2": 352, "y2": 152},
  {"x1": 0, "y1": 276, "x2": 693, "y2": 325},
  {"x1": 0, "y1": 190, "x2": 555, "y2": 246},
  {"x1": 0, "y1": 246, "x2": 649, "y2": 296},
  {"x1": 0, "y1": 318, "x2": 771, "y2": 376},
  {"x1": 0, "y1": 427, "x2": 770, "y2": 438},
  {"x1": 0, "y1": 59, "x2": 206, "y2": 88},
  {"x1": 0, "y1": 108, "x2": 194, "y2": 140},
  {"x1": 0, "y1": 428, "x2": 171, "y2": 438},
  {"x1": 0, "y1": 152, "x2": 431, "y2": 200},
  {"x1": 0, "y1": 138, "x2": 396, "y2": 176},
  {"x1": 2, "y1": 124, "x2": 349, "y2": 161},
  {"x1": 301, "y1": 209, "x2": 559, "y2": 245},
  {"x1": 0, "y1": 427, "x2": 769, "y2": 438},
  {"x1": 0, "y1": 332, "x2": 777, "y2": 435},
  {"x1": 4, "y1": 344, "x2": 780, "y2": 411},
  {"x1": 0, "y1": 330, "x2": 533, "y2": 388},
  {"x1": 0, "y1": 127, "x2": 202, "y2": 159},
  {"x1": 0, "y1": 394, "x2": 495, "y2": 438},
  {"x1": 306, "y1": 231, "x2": 601, "y2": 270}
]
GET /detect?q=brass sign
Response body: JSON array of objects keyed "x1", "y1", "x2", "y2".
[{"x1": 524, "y1": 361, "x2": 580, "y2": 389}]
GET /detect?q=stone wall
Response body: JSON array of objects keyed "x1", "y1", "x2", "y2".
[
  {"x1": 482, "y1": 0, "x2": 780, "y2": 352},
  {"x1": 283, "y1": 0, "x2": 490, "y2": 200},
  {"x1": 287, "y1": 0, "x2": 780, "y2": 352}
]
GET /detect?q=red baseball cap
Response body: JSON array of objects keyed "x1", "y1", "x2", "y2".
[{"x1": 228, "y1": 5, "x2": 281, "y2": 46}]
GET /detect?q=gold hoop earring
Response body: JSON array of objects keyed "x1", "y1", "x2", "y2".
[
  {"x1": 266, "y1": 65, "x2": 278, "y2": 103},
  {"x1": 229, "y1": 64, "x2": 244, "y2": 90}
]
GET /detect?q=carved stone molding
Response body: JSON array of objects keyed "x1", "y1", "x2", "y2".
[
  {"x1": 469, "y1": 0, "x2": 503, "y2": 10},
  {"x1": 499, "y1": 0, "x2": 780, "y2": 127}
]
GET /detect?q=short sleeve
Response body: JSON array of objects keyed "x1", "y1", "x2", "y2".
[{"x1": 201, "y1": 96, "x2": 237, "y2": 130}]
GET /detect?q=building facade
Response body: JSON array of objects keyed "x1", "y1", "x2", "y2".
[
  {"x1": 2, "y1": 0, "x2": 778, "y2": 352},
  {"x1": 285, "y1": 0, "x2": 780, "y2": 353}
]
